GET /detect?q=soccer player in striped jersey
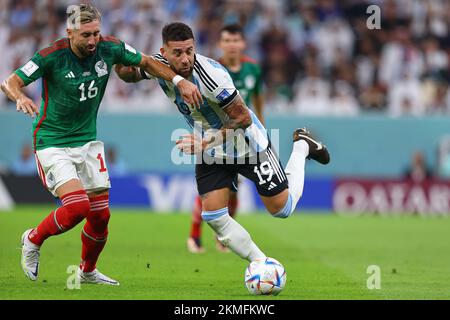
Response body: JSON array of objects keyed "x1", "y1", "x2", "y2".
[
  {"x1": 116, "y1": 22, "x2": 330, "y2": 264},
  {"x1": 187, "y1": 24, "x2": 266, "y2": 253},
  {"x1": 1, "y1": 5, "x2": 201, "y2": 285}
]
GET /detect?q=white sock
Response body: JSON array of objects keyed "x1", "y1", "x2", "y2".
[
  {"x1": 281, "y1": 140, "x2": 309, "y2": 215},
  {"x1": 202, "y1": 209, "x2": 266, "y2": 261}
]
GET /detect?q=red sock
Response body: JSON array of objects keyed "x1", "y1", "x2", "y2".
[
  {"x1": 190, "y1": 195, "x2": 202, "y2": 239},
  {"x1": 28, "y1": 190, "x2": 90, "y2": 246},
  {"x1": 228, "y1": 194, "x2": 238, "y2": 218},
  {"x1": 80, "y1": 195, "x2": 110, "y2": 272}
]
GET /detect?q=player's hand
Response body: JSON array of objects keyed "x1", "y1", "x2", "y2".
[
  {"x1": 176, "y1": 134, "x2": 206, "y2": 154},
  {"x1": 16, "y1": 96, "x2": 39, "y2": 118},
  {"x1": 177, "y1": 79, "x2": 203, "y2": 109}
]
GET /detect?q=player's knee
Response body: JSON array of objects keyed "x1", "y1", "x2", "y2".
[
  {"x1": 265, "y1": 193, "x2": 290, "y2": 215},
  {"x1": 271, "y1": 193, "x2": 294, "y2": 219},
  {"x1": 88, "y1": 207, "x2": 110, "y2": 227}
]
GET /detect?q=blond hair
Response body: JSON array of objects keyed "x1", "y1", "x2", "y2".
[{"x1": 67, "y1": 4, "x2": 101, "y2": 29}]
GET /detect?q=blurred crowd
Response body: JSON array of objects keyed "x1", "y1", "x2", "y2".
[{"x1": 1, "y1": 0, "x2": 450, "y2": 116}]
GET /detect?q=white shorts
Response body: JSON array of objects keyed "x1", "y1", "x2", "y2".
[{"x1": 35, "y1": 141, "x2": 111, "y2": 197}]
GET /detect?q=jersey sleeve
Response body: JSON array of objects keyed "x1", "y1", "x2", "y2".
[
  {"x1": 14, "y1": 52, "x2": 46, "y2": 86},
  {"x1": 113, "y1": 40, "x2": 143, "y2": 66},
  {"x1": 198, "y1": 57, "x2": 238, "y2": 108}
]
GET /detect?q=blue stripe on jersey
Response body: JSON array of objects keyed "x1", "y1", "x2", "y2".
[
  {"x1": 171, "y1": 84, "x2": 195, "y2": 129},
  {"x1": 192, "y1": 76, "x2": 223, "y2": 130},
  {"x1": 246, "y1": 110, "x2": 269, "y2": 153},
  {"x1": 158, "y1": 78, "x2": 170, "y2": 96}
]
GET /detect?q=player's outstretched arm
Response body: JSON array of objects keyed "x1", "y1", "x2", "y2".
[
  {"x1": 138, "y1": 54, "x2": 203, "y2": 108},
  {"x1": 115, "y1": 64, "x2": 143, "y2": 83},
  {"x1": 1, "y1": 73, "x2": 39, "y2": 118}
]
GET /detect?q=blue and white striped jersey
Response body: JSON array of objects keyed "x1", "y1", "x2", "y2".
[{"x1": 144, "y1": 53, "x2": 268, "y2": 158}]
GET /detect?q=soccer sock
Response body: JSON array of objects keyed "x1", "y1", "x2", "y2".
[
  {"x1": 190, "y1": 195, "x2": 203, "y2": 239},
  {"x1": 28, "y1": 190, "x2": 90, "y2": 246},
  {"x1": 80, "y1": 195, "x2": 110, "y2": 273},
  {"x1": 274, "y1": 140, "x2": 309, "y2": 218},
  {"x1": 202, "y1": 208, "x2": 266, "y2": 261}
]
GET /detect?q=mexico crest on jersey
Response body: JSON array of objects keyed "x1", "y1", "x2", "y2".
[{"x1": 95, "y1": 60, "x2": 108, "y2": 77}]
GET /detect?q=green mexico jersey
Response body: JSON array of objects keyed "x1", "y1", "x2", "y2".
[
  {"x1": 15, "y1": 36, "x2": 142, "y2": 150},
  {"x1": 220, "y1": 56, "x2": 263, "y2": 107}
]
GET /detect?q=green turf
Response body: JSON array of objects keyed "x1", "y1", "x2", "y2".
[{"x1": 0, "y1": 206, "x2": 449, "y2": 300}]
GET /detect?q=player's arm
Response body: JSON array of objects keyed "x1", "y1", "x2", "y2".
[
  {"x1": 1, "y1": 73, "x2": 39, "y2": 118},
  {"x1": 115, "y1": 55, "x2": 202, "y2": 107},
  {"x1": 221, "y1": 94, "x2": 252, "y2": 130},
  {"x1": 176, "y1": 94, "x2": 252, "y2": 154},
  {"x1": 114, "y1": 64, "x2": 142, "y2": 83},
  {"x1": 139, "y1": 54, "x2": 202, "y2": 107}
]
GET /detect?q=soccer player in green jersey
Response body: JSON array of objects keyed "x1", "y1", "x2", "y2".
[
  {"x1": 187, "y1": 24, "x2": 266, "y2": 253},
  {"x1": 0, "y1": 4, "x2": 201, "y2": 285}
]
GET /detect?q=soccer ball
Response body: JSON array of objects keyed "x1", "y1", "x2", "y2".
[{"x1": 244, "y1": 257, "x2": 286, "y2": 295}]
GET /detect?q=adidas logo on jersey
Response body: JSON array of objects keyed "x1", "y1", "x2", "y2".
[
  {"x1": 65, "y1": 71, "x2": 75, "y2": 78},
  {"x1": 268, "y1": 182, "x2": 277, "y2": 190}
]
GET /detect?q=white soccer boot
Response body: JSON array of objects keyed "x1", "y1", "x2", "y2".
[
  {"x1": 77, "y1": 268, "x2": 120, "y2": 286},
  {"x1": 21, "y1": 229, "x2": 41, "y2": 281}
]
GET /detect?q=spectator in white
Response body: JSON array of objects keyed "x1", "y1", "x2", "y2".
[
  {"x1": 11, "y1": 144, "x2": 36, "y2": 176},
  {"x1": 330, "y1": 80, "x2": 359, "y2": 117},
  {"x1": 292, "y1": 58, "x2": 331, "y2": 116},
  {"x1": 379, "y1": 25, "x2": 424, "y2": 87},
  {"x1": 312, "y1": 17, "x2": 354, "y2": 70},
  {"x1": 387, "y1": 74, "x2": 425, "y2": 117},
  {"x1": 422, "y1": 36, "x2": 448, "y2": 75}
]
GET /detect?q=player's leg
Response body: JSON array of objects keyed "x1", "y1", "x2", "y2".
[
  {"x1": 253, "y1": 128, "x2": 330, "y2": 217},
  {"x1": 76, "y1": 141, "x2": 118, "y2": 285},
  {"x1": 228, "y1": 189, "x2": 238, "y2": 218},
  {"x1": 187, "y1": 195, "x2": 205, "y2": 253},
  {"x1": 196, "y1": 161, "x2": 265, "y2": 261},
  {"x1": 22, "y1": 148, "x2": 91, "y2": 281},
  {"x1": 215, "y1": 180, "x2": 238, "y2": 253}
]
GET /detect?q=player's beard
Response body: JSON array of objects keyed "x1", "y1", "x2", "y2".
[
  {"x1": 78, "y1": 44, "x2": 97, "y2": 57},
  {"x1": 176, "y1": 66, "x2": 194, "y2": 78}
]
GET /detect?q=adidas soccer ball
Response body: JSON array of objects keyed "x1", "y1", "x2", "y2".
[{"x1": 244, "y1": 257, "x2": 286, "y2": 295}]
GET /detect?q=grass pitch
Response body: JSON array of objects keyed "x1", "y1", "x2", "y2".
[{"x1": 0, "y1": 206, "x2": 449, "y2": 300}]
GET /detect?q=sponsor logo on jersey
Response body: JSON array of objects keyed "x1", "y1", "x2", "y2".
[
  {"x1": 268, "y1": 182, "x2": 278, "y2": 190},
  {"x1": 65, "y1": 71, "x2": 75, "y2": 78},
  {"x1": 95, "y1": 60, "x2": 108, "y2": 77},
  {"x1": 21, "y1": 60, "x2": 39, "y2": 77}
]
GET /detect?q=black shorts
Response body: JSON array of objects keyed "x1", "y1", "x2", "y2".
[{"x1": 195, "y1": 142, "x2": 289, "y2": 197}]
